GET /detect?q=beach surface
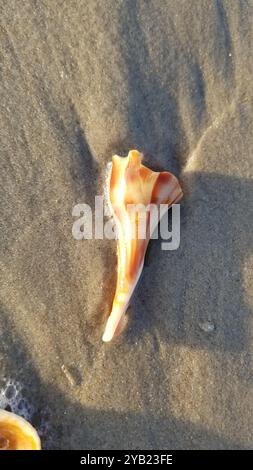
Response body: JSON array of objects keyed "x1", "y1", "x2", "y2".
[{"x1": 0, "y1": 0, "x2": 252, "y2": 449}]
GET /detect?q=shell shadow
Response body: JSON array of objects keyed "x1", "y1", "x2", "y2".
[{"x1": 125, "y1": 172, "x2": 253, "y2": 359}]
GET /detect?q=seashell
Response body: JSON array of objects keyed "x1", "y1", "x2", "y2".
[
  {"x1": 0, "y1": 409, "x2": 41, "y2": 450},
  {"x1": 102, "y1": 150, "x2": 183, "y2": 342}
]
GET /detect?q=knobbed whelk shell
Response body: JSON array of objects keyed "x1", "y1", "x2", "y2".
[
  {"x1": 102, "y1": 150, "x2": 183, "y2": 342},
  {"x1": 0, "y1": 409, "x2": 41, "y2": 450}
]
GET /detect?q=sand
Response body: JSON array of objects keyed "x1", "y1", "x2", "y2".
[{"x1": 0, "y1": 0, "x2": 252, "y2": 449}]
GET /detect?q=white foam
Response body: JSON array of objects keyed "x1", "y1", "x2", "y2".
[
  {"x1": 0, "y1": 377, "x2": 51, "y2": 442},
  {"x1": 0, "y1": 378, "x2": 32, "y2": 420}
]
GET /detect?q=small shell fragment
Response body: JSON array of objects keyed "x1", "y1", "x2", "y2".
[
  {"x1": 199, "y1": 321, "x2": 215, "y2": 333},
  {"x1": 61, "y1": 364, "x2": 75, "y2": 387}
]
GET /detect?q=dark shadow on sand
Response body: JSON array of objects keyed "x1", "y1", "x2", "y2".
[{"x1": 125, "y1": 171, "x2": 253, "y2": 361}]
